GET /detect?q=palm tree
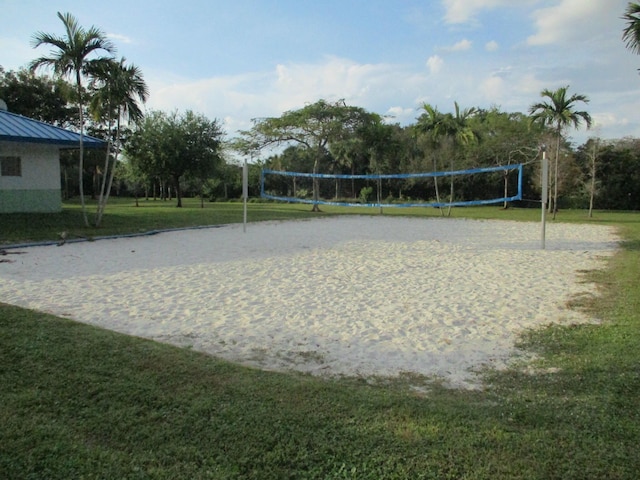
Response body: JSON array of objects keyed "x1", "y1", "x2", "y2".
[
  {"x1": 415, "y1": 104, "x2": 446, "y2": 210},
  {"x1": 416, "y1": 102, "x2": 478, "y2": 215},
  {"x1": 529, "y1": 86, "x2": 592, "y2": 219},
  {"x1": 88, "y1": 58, "x2": 148, "y2": 226},
  {"x1": 622, "y1": 2, "x2": 640, "y2": 57},
  {"x1": 30, "y1": 12, "x2": 115, "y2": 226}
]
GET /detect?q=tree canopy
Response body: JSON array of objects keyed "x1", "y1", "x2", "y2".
[
  {"x1": 125, "y1": 110, "x2": 225, "y2": 207},
  {"x1": 240, "y1": 99, "x2": 381, "y2": 210},
  {"x1": 0, "y1": 67, "x2": 75, "y2": 126}
]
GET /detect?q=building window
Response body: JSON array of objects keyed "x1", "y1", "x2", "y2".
[{"x1": 1, "y1": 156, "x2": 22, "y2": 176}]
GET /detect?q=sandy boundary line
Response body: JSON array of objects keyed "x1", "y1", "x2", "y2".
[{"x1": 0, "y1": 216, "x2": 619, "y2": 388}]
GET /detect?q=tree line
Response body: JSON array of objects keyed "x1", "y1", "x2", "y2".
[{"x1": 2, "y1": 6, "x2": 640, "y2": 226}]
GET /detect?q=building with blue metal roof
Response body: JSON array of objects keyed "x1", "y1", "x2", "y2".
[{"x1": 0, "y1": 107, "x2": 106, "y2": 213}]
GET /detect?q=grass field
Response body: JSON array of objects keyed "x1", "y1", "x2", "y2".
[{"x1": 1, "y1": 199, "x2": 639, "y2": 478}]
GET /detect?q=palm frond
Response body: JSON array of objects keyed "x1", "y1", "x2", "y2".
[{"x1": 622, "y1": 2, "x2": 640, "y2": 55}]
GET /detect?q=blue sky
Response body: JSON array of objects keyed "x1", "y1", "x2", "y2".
[{"x1": 2, "y1": 0, "x2": 639, "y2": 146}]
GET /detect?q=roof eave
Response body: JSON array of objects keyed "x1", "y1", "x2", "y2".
[{"x1": 1, "y1": 136, "x2": 107, "y2": 148}]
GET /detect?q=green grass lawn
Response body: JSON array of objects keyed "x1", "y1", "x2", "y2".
[{"x1": 1, "y1": 200, "x2": 639, "y2": 478}]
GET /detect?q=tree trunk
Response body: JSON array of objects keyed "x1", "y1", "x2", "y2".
[
  {"x1": 76, "y1": 71, "x2": 89, "y2": 227},
  {"x1": 311, "y1": 155, "x2": 321, "y2": 212},
  {"x1": 552, "y1": 128, "x2": 561, "y2": 220},
  {"x1": 95, "y1": 140, "x2": 111, "y2": 226},
  {"x1": 503, "y1": 171, "x2": 509, "y2": 209},
  {"x1": 588, "y1": 139, "x2": 598, "y2": 218},
  {"x1": 351, "y1": 164, "x2": 356, "y2": 199},
  {"x1": 174, "y1": 175, "x2": 183, "y2": 207},
  {"x1": 432, "y1": 154, "x2": 444, "y2": 216},
  {"x1": 446, "y1": 155, "x2": 454, "y2": 217},
  {"x1": 96, "y1": 114, "x2": 121, "y2": 227}
]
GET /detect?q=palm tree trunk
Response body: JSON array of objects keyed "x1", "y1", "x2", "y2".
[
  {"x1": 446, "y1": 155, "x2": 454, "y2": 217},
  {"x1": 76, "y1": 71, "x2": 89, "y2": 227},
  {"x1": 95, "y1": 112, "x2": 115, "y2": 226},
  {"x1": 432, "y1": 154, "x2": 444, "y2": 217},
  {"x1": 96, "y1": 114, "x2": 122, "y2": 226},
  {"x1": 95, "y1": 138, "x2": 111, "y2": 225}
]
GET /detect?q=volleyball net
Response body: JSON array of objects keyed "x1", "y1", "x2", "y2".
[{"x1": 260, "y1": 164, "x2": 523, "y2": 208}]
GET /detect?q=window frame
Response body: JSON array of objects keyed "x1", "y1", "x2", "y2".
[{"x1": 0, "y1": 156, "x2": 22, "y2": 177}]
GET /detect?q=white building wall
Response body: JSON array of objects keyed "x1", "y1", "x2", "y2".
[
  {"x1": 0, "y1": 142, "x2": 61, "y2": 190},
  {"x1": 0, "y1": 141, "x2": 62, "y2": 213}
]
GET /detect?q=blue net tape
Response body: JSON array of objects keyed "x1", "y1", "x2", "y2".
[{"x1": 261, "y1": 164, "x2": 523, "y2": 208}]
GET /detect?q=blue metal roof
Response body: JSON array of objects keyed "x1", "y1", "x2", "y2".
[{"x1": 0, "y1": 109, "x2": 106, "y2": 148}]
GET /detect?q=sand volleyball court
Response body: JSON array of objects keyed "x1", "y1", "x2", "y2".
[{"x1": 0, "y1": 216, "x2": 619, "y2": 388}]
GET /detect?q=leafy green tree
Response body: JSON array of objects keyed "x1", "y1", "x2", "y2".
[
  {"x1": 240, "y1": 99, "x2": 376, "y2": 211},
  {"x1": 469, "y1": 108, "x2": 542, "y2": 207},
  {"x1": 126, "y1": 110, "x2": 225, "y2": 207},
  {"x1": 579, "y1": 138, "x2": 640, "y2": 210},
  {"x1": 0, "y1": 67, "x2": 75, "y2": 126},
  {"x1": 529, "y1": 85, "x2": 592, "y2": 219},
  {"x1": 328, "y1": 116, "x2": 399, "y2": 201},
  {"x1": 88, "y1": 57, "x2": 148, "y2": 225},
  {"x1": 579, "y1": 137, "x2": 603, "y2": 217},
  {"x1": 30, "y1": 11, "x2": 115, "y2": 226}
]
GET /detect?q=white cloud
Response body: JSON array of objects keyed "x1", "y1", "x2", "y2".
[
  {"x1": 485, "y1": 40, "x2": 499, "y2": 52},
  {"x1": 442, "y1": 0, "x2": 524, "y2": 24},
  {"x1": 592, "y1": 112, "x2": 629, "y2": 130},
  {"x1": 527, "y1": 0, "x2": 614, "y2": 46},
  {"x1": 145, "y1": 56, "x2": 430, "y2": 135},
  {"x1": 426, "y1": 55, "x2": 444, "y2": 74},
  {"x1": 481, "y1": 75, "x2": 506, "y2": 102},
  {"x1": 107, "y1": 33, "x2": 133, "y2": 44},
  {"x1": 445, "y1": 39, "x2": 473, "y2": 52},
  {"x1": 385, "y1": 106, "x2": 415, "y2": 122}
]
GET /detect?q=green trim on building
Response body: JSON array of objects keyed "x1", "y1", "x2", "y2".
[{"x1": 0, "y1": 189, "x2": 61, "y2": 213}]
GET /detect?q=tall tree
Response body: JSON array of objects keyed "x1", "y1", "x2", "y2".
[
  {"x1": 88, "y1": 57, "x2": 148, "y2": 226},
  {"x1": 416, "y1": 102, "x2": 478, "y2": 215},
  {"x1": 529, "y1": 86, "x2": 592, "y2": 219},
  {"x1": 240, "y1": 99, "x2": 376, "y2": 211},
  {"x1": 30, "y1": 12, "x2": 115, "y2": 226},
  {"x1": 585, "y1": 137, "x2": 601, "y2": 218},
  {"x1": 415, "y1": 104, "x2": 446, "y2": 208}
]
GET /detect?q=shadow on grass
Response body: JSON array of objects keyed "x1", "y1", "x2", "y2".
[{"x1": 620, "y1": 239, "x2": 640, "y2": 251}]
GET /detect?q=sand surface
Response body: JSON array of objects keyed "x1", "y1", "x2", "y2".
[{"x1": 0, "y1": 216, "x2": 619, "y2": 388}]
